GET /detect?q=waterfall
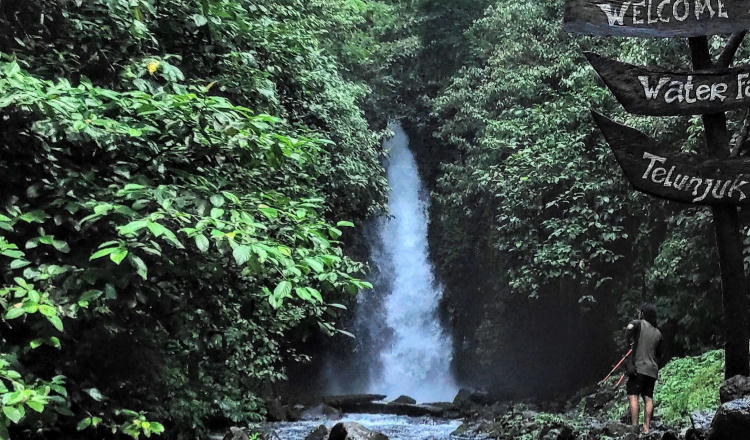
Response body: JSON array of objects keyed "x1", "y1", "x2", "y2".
[{"x1": 355, "y1": 121, "x2": 458, "y2": 403}]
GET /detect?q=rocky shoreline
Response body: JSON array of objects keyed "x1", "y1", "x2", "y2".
[{"x1": 220, "y1": 374, "x2": 750, "y2": 440}]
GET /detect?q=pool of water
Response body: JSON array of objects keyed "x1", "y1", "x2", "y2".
[{"x1": 262, "y1": 413, "x2": 471, "y2": 440}]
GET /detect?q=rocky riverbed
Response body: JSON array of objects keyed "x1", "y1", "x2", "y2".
[{"x1": 217, "y1": 374, "x2": 750, "y2": 440}]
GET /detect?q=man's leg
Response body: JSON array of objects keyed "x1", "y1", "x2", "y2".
[
  {"x1": 628, "y1": 394, "x2": 640, "y2": 426},
  {"x1": 643, "y1": 396, "x2": 654, "y2": 433}
]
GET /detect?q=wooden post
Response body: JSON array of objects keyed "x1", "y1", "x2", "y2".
[{"x1": 689, "y1": 36, "x2": 750, "y2": 379}]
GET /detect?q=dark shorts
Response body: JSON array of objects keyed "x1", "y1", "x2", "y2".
[{"x1": 627, "y1": 373, "x2": 657, "y2": 398}]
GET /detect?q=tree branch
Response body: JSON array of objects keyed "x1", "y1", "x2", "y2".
[
  {"x1": 731, "y1": 109, "x2": 750, "y2": 158},
  {"x1": 717, "y1": 32, "x2": 747, "y2": 68}
]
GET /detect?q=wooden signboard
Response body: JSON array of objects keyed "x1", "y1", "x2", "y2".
[
  {"x1": 585, "y1": 52, "x2": 750, "y2": 116},
  {"x1": 564, "y1": 0, "x2": 750, "y2": 37},
  {"x1": 592, "y1": 111, "x2": 750, "y2": 205}
]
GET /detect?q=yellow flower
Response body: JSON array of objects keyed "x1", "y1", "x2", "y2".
[{"x1": 147, "y1": 61, "x2": 160, "y2": 75}]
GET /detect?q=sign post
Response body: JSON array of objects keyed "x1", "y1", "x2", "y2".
[{"x1": 564, "y1": 1, "x2": 750, "y2": 378}]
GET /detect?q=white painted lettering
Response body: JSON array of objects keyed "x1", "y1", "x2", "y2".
[
  {"x1": 718, "y1": 0, "x2": 728, "y2": 18},
  {"x1": 639, "y1": 76, "x2": 670, "y2": 100},
  {"x1": 688, "y1": 177, "x2": 704, "y2": 196},
  {"x1": 673, "y1": 0, "x2": 690, "y2": 21},
  {"x1": 712, "y1": 180, "x2": 730, "y2": 198},
  {"x1": 737, "y1": 73, "x2": 749, "y2": 99},
  {"x1": 693, "y1": 178, "x2": 714, "y2": 202},
  {"x1": 728, "y1": 176, "x2": 748, "y2": 201},
  {"x1": 673, "y1": 174, "x2": 689, "y2": 190},
  {"x1": 633, "y1": 1, "x2": 646, "y2": 23},
  {"x1": 598, "y1": 2, "x2": 633, "y2": 26},
  {"x1": 664, "y1": 166, "x2": 676, "y2": 186},
  {"x1": 711, "y1": 83, "x2": 728, "y2": 101},
  {"x1": 696, "y1": 84, "x2": 711, "y2": 101},
  {"x1": 694, "y1": 0, "x2": 715, "y2": 19},
  {"x1": 652, "y1": 167, "x2": 668, "y2": 183},
  {"x1": 658, "y1": 0, "x2": 672, "y2": 22},
  {"x1": 665, "y1": 81, "x2": 685, "y2": 103},
  {"x1": 684, "y1": 76, "x2": 697, "y2": 103},
  {"x1": 647, "y1": 0, "x2": 660, "y2": 23},
  {"x1": 642, "y1": 152, "x2": 667, "y2": 180}
]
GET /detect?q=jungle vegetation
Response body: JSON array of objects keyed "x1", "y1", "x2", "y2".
[{"x1": 1, "y1": 0, "x2": 748, "y2": 438}]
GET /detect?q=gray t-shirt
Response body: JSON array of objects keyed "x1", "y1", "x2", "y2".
[{"x1": 628, "y1": 319, "x2": 662, "y2": 379}]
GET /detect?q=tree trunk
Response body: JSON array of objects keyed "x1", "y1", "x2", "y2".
[{"x1": 689, "y1": 36, "x2": 750, "y2": 379}]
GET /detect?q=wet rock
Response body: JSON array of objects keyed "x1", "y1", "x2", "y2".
[
  {"x1": 708, "y1": 396, "x2": 750, "y2": 440},
  {"x1": 470, "y1": 389, "x2": 492, "y2": 405},
  {"x1": 453, "y1": 389, "x2": 473, "y2": 408},
  {"x1": 721, "y1": 375, "x2": 750, "y2": 403},
  {"x1": 442, "y1": 408, "x2": 461, "y2": 419},
  {"x1": 390, "y1": 395, "x2": 416, "y2": 405},
  {"x1": 541, "y1": 426, "x2": 575, "y2": 440},
  {"x1": 265, "y1": 398, "x2": 286, "y2": 422},
  {"x1": 287, "y1": 404, "x2": 305, "y2": 421},
  {"x1": 691, "y1": 410, "x2": 715, "y2": 430},
  {"x1": 584, "y1": 389, "x2": 614, "y2": 412},
  {"x1": 450, "y1": 422, "x2": 472, "y2": 437},
  {"x1": 686, "y1": 427, "x2": 707, "y2": 440},
  {"x1": 490, "y1": 401, "x2": 511, "y2": 417},
  {"x1": 329, "y1": 422, "x2": 389, "y2": 440},
  {"x1": 222, "y1": 427, "x2": 249, "y2": 440},
  {"x1": 558, "y1": 426, "x2": 575, "y2": 440},
  {"x1": 603, "y1": 421, "x2": 639, "y2": 437},
  {"x1": 339, "y1": 400, "x2": 445, "y2": 417},
  {"x1": 320, "y1": 394, "x2": 387, "y2": 407},
  {"x1": 300, "y1": 404, "x2": 342, "y2": 421},
  {"x1": 304, "y1": 425, "x2": 328, "y2": 440}
]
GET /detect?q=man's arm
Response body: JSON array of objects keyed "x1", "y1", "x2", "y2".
[{"x1": 625, "y1": 320, "x2": 640, "y2": 347}]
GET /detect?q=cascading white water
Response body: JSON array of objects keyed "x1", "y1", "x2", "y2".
[{"x1": 362, "y1": 121, "x2": 458, "y2": 403}]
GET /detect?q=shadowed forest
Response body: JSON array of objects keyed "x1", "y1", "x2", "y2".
[{"x1": 1, "y1": 0, "x2": 750, "y2": 439}]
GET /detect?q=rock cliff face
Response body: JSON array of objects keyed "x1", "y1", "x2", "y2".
[{"x1": 404, "y1": 120, "x2": 618, "y2": 399}]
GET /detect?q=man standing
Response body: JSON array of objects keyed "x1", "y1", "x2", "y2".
[{"x1": 625, "y1": 303, "x2": 663, "y2": 434}]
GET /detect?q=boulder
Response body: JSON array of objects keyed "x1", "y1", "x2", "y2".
[
  {"x1": 541, "y1": 426, "x2": 575, "y2": 440},
  {"x1": 329, "y1": 422, "x2": 388, "y2": 440},
  {"x1": 708, "y1": 397, "x2": 750, "y2": 440},
  {"x1": 558, "y1": 426, "x2": 575, "y2": 440},
  {"x1": 222, "y1": 427, "x2": 249, "y2": 440},
  {"x1": 685, "y1": 427, "x2": 707, "y2": 440},
  {"x1": 287, "y1": 404, "x2": 305, "y2": 421},
  {"x1": 469, "y1": 389, "x2": 492, "y2": 405},
  {"x1": 660, "y1": 431, "x2": 679, "y2": 440},
  {"x1": 300, "y1": 404, "x2": 342, "y2": 421},
  {"x1": 319, "y1": 394, "x2": 387, "y2": 407},
  {"x1": 720, "y1": 375, "x2": 750, "y2": 403},
  {"x1": 390, "y1": 395, "x2": 416, "y2": 405},
  {"x1": 603, "y1": 421, "x2": 639, "y2": 437},
  {"x1": 347, "y1": 401, "x2": 445, "y2": 417},
  {"x1": 265, "y1": 398, "x2": 286, "y2": 422},
  {"x1": 584, "y1": 389, "x2": 614, "y2": 412},
  {"x1": 304, "y1": 425, "x2": 328, "y2": 440},
  {"x1": 691, "y1": 410, "x2": 715, "y2": 430},
  {"x1": 452, "y1": 389, "x2": 473, "y2": 408}
]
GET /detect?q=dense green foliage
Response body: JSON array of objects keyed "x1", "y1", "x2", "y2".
[
  {"x1": 654, "y1": 349, "x2": 725, "y2": 427},
  {"x1": 3, "y1": 0, "x2": 747, "y2": 436},
  {"x1": 382, "y1": 0, "x2": 747, "y2": 367},
  {"x1": 0, "y1": 0, "x2": 391, "y2": 438}
]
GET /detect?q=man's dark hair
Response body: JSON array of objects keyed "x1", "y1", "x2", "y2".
[{"x1": 641, "y1": 303, "x2": 658, "y2": 327}]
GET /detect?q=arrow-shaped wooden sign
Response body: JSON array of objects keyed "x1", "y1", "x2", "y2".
[
  {"x1": 586, "y1": 52, "x2": 750, "y2": 116},
  {"x1": 564, "y1": 0, "x2": 750, "y2": 37},
  {"x1": 592, "y1": 111, "x2": 750, "y2": 205}
]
